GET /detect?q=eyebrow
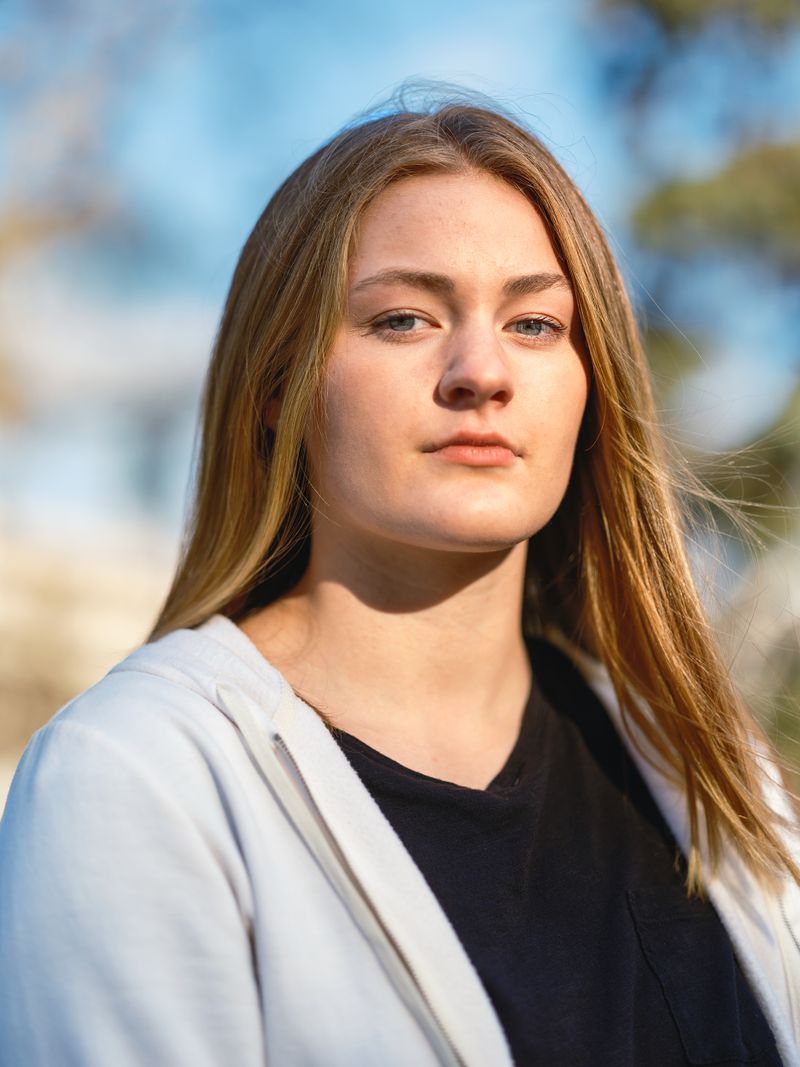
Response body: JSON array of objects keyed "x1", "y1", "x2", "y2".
[{"x1": 350, "y1": 268, "x2": 573, "y2": 299}]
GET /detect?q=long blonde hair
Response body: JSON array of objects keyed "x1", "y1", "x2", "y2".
[{"x1": 150, "y1": 91, "x2": 799, "y2": 894}]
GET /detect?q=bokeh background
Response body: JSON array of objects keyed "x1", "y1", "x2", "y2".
[{"x1": 2, "y1": 0, "x2": 799, "y2": 808}]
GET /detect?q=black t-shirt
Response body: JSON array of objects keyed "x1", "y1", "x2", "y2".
[{"x1": 332, "y1": 638, "x2": 782, "y2": 1067}]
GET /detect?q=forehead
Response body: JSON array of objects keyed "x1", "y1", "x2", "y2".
[{"x1": 348, "y1": 170, "x2": 563, "y2": 282}]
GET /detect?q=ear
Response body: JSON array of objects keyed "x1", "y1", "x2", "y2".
[{"x1": 266, "y1": 396, "x2": 282, "y2": 430}]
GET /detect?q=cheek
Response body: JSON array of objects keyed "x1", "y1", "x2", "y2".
[
  {"x1": 329, "y1": 361, "x2": 387, "y2": 450},
  {"x1": 530, "y1": 358, "x2": 590, "y2": 459},
  {"x1": 564, "y1": 365, "x2": 590, "y2": 445},
  {"x1": 308, "y1": 357, "x2": 402, "y2": 494}
]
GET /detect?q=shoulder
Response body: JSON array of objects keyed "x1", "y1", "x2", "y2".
[
  {"x1": 6, "y1": 673, "x2": 221, "y2": 832},
  {"x1": 0, "y1": 619, "x2": 292, "y2": 970},
  {"x1": 0, "y1": 622, "x2": 272, "y2": 1065},
  {"x1": 1, "y1": 615, "x2": 286, "y2": 866}
]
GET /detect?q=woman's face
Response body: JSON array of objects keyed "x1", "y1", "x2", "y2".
[{"x1": 305, "y1": 169, "x2": 590, "y2": 555}]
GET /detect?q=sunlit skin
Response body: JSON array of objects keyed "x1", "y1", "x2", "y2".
[
  {"x1": 242, "y1": 170, "x2": 590, "y2": 787},
  {"x1": 310, "y1": 173, "x2": 589, "y2": 555}
]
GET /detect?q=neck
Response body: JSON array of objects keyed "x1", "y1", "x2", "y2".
[{"x1": 240, "y1": 522, "x2": 533, "y2": 752}]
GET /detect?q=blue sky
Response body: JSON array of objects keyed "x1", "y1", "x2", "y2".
[{"x1": 80, "y1": 0, "x2": 623, "y2": 297}]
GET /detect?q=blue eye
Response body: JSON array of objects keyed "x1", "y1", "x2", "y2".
[
  {"x1": 367, "y1": 312, "x2": 426, "y2": 343},
  {"x1": 379, "y1": 314, "x2": 417, "y2": 333},
  {"x1": 516, "y1": 320, "x2": 544, "y2": 336},
  {"x1": 516, "y1": 317, "x2": 554, "y2": 335},
  {"x1": 507, "y1": 313, "x2": 563, "y2": 339}
]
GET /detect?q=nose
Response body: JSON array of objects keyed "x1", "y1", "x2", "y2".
[{"x1": 436, "y1": 322, "x2": 514, "y2": 409}]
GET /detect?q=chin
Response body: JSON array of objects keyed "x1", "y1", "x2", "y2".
[
  {"x1": 416, "y1": 497, "x2": 558, "y2": 550},
  {"x1": 351, "y1": 493, "x2": 561, "y2": 554},
  {"x1": 434, "y1": 527, "x2": 536, "y2": 553},
  {"x1": 392, "y1": 513, "x2": 548, "y2": 554}
]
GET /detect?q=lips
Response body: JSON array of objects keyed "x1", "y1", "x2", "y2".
[
  {"x1": 425, "y1": 431, "x2": 520, "y2": 455},
  {"x1": 424, "y1": 431, "x2": 520, "y2": 468}
]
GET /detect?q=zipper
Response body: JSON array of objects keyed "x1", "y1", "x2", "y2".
[
  {"x1": 779, "y1": 896, "x2": 800, "y2": 957},
  {"x1": 271, "y1": 734, "x2": 468, "y2": 1067},
  {"x1": 215, "y1": 683, "x2": 468, "y2": 1067},
  {"x1": 777, "y1": 895, "x2": 800, "y2": 1047}
]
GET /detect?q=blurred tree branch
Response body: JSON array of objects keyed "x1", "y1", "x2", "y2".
[
  {"x1": 633, "y1": 142, "x2": 800, "y2": 278},
  {"x1": 588, "y1": 0, "x2": 800, "y2": 739},
  {"x1": 0, "y1": 1, "x2": 185, "y2": 420},
  {"x1": 599, "y1": 0, "x2": 797, "y2": 37}
]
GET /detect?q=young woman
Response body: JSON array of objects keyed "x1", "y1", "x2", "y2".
[{"x1": 1, "y1": 95, "x2": 799, "y2": 1067}]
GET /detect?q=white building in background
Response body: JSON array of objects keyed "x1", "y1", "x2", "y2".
[
  {"x1": 0, "y1": 520, "x2": 175, "y2": 811},
  {"x1": 0, "y1": 263, "x2": 214, "y2": 810}
]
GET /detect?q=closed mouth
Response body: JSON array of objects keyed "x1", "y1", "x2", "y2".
[{"x1": 425, "y1": 433, "x2": 519, "y2": 456}]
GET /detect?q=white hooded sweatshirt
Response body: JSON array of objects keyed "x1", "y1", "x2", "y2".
[{"x1": 1, "y1": 613, "x2": 799, "y2": 1067}]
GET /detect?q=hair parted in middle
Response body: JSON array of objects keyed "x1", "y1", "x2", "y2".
[{"x1": 150, "y1": 84, "x2": 799, "y2": 895}]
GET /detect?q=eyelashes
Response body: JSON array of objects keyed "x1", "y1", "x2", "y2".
[
  {"x1": 367, "y1": 313, "x2": 422, "y2": 340},
  {"x1": 363, "y1": 312, "x2": 567, "y2": 346},
  {"x1": 508, "y1": 318, "x2": 565, "y2": 342}
]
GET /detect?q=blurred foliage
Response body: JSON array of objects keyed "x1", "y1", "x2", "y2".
[
  {"x1": 689, "y1": 379, "x2": 800, "y2": 537},
  {"x1": 633, "y1": 142, "x2": 800, "y2": 277},
  {"x1": 592, "y1": 0, "x2": 798, "y2": 161},
  {"x1": 0, "y1": 1, "x2": 184, "y2": 267},
  {"x1": 599, "y1": 0, "x2": 799, "y2": 36},
  {"x1": 642, "y1": 325, "x2": 705, "y2": 382},
  {"x1": 590, "y1": 0, "x2": 800, "y2": 740},
  {"x1": 0, "y1": 2, "x2": 178, "y2": 427}
]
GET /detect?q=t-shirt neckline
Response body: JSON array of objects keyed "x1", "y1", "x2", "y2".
[{"x1": 332, "y1": 671, "x2": 547, "y2": 796}]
